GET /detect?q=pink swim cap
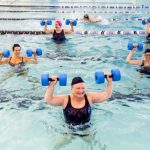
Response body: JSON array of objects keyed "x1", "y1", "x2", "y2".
[{"x1": 55, "y1": 20, "x2": 62, "y2": 27}]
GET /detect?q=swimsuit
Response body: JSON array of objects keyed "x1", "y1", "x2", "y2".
[
  {"x1": 63, "y1": 94, "x2": 91, "y2": 126},
  {"x1": 139, "y1": 60, "x2": 150, "y2": 75},
  {"x1": 9, "y1": 57, "x2": 26, "y2": 73},
  {"x1": 52, "y1": 29, "x2": 66, "y2": 42}
]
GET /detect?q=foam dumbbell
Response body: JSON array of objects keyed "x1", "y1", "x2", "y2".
[
  {"x1": 41, "y1": 73, "x2": 67, "y2": 86},
  {"x1": 2, "y1": 50, "x2": 10, "y2": 58},
  {"x1": 95, "y1": 69, "x2": 121, "y2": 84},
  {"x1": 40, "y1": 19, "x2": 52, "y2": 26},
  {"x1": 65, "y1": 19, "x2": 77, "y2": 26},
  {"x1": 127, "y1": 42, "x2": 143, "y2": 51},
  {"x1": 142, "y1": 17, "x2": 150, "y2": 25},
  {"x1": 26, "y1": 48, "x2": 42, "y2": 57}
]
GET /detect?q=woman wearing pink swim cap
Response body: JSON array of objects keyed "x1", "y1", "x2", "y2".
[{"x1": 44, "y1": 19, "x2": 74, "y2": 43}]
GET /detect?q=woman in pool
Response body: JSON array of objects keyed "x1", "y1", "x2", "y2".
[
  {"x1": 44, "y1": 75, "x2": 112, "y2": 149},
  {"x1": 0, "y1": 44, "x2": 38, "y2": 72},
  {"x1": 44, "y1": 75, "x2": 112, "y2": 126},
  {"x1": 43, "y1": 20, "x2": 74, "y2": 43},
  {"x1": 126, "y1": 48, "x2": 150, "y2": 74}
]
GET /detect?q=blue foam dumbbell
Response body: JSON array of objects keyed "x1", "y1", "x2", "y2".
[
  {"x1": 95, "y1": 69, "x2": 121, "y2": 84},
  {"x1": 40, "y1": 19, "x2": 52, "y2": 26},
  {"x1": 41, "y1": 73, "x2": 67, "y2": 86},
  {"x1": 3, "y1": 50, "x2": 10, "y2": 58},
  {"x1": 142, "y1": 17, "x2": 150, "y2": 25},
  {"x1": 127, "y1": 43, "x2": 143, "y2": 51},
  {"x1": 36, "y1": 48, "x2": 42, "y2": 56},
  {"x1": 65, "y1": 19, "x2": 77, "y2": 26},
  {"x1": 26, "y1": 48, "x2": 42, "y2": 57}
]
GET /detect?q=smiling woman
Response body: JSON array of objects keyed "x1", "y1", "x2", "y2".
[
  {"x1": 0, "y1": 44, "x2": 38, "y2": 73},
  {"x1": 0, "y1": 0, "x2": 150, "y2": 150},
  {"x1": 44, "y1": 75, "x2": 113, "y2": 126}
]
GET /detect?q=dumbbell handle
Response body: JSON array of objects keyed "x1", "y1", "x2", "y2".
[
  {"x1": 133, "y1": 45, "x2": 138, "y2": 48},
  {"x1": 104, "y1": 74, "x2": 113, "y2": 78},
  {"x1": 49, "y1": 77, "x2": 59, "y2": 81}
]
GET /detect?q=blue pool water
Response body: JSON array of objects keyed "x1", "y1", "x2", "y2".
[{"x1": 0, "y1": 0, "x2": 150, "y2": 150}]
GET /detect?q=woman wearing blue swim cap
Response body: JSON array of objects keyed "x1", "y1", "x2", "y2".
[{"x1": 44, "y1": 75, "x2": 112, "y2": 126}]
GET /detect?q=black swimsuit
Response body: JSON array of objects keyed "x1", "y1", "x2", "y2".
[
  {"x1": 9, "y1": 57, "x2": 26, "y2": 73},
  {"x1": 52, "y1": 29, "x2": 66, "y2": 42},
  {"x1": 63, "y1": 94, "x2": 91, "y2": 126},
  {"x1": 139, "y1": 60, "x2": 150, "y2": 75},
  {"x1": 9, "y1": 57, "x2": 25, "y2": 67},
  {"x1": 146, "y1": 34, "x2": 150, "y2": 41}
]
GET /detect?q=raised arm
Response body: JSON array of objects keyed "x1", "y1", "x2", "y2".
[
  {"x1": 146, "y1": 24, "x2": 150, "y2": 35},
  {"x1": 64, "y1": 22, "x2": 74, "y2": 34},
  {"x1": 44, "y1": 22, "x2": 54, "y2": 34},
  {"x1": 44, "y1": 76, "x2": 66, "y2": 106},
  {"x1": 88, "y1": 73, "x2": 113, "y2": 104},
  {"x1": 24, "y1": 51, "x2": 38, "y2": 64},
  {"x1": 126, "y1": 48, "x2": 142, "y2": 65},
  {"x1": 0, "y1": 52, "x2": 9, "y2": 65}
]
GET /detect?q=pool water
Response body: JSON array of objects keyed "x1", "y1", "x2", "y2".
[{"x1": 0, "y1": 0, "x2": 150, "y2": 150}]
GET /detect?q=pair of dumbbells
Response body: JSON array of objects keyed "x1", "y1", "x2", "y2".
[
  {"x1": 41, "y1": 69, "x2": 121, "y2": 86},
  {"x1": 127, "y1": 42, "x2": 143, "y2": 51},
  {"x1": 1, "y1": 48, "x2": 42, "y2": 58},
  {"x1": 40, "y1": 19, "x2": 77, "y2": 26}
]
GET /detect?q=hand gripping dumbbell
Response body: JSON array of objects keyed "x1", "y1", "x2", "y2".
[
  {"x1": 2, "y1": 50, "x2": 10, "y2": 58},
  {"x1": 26, "y1": 48, "x2": 42, "y2": 57},
  {"x1": 142, "y1": 17, "x2": 150, "y2": 25},
  {"x1": 127, "y1": 42, "x2": 143, "y2": 51},
  {"x1": 95, "y1": 69, "x2": 121, "y2": 84},
  {"x1": 65, "y1": 19, "x2": 77, "y2": 26},
  {"x1": 41, "y1": 73, "x2": 67, "y2": 86},
  {"x1": 40, "y1": 19, "x2": 52, "y2": 26}
]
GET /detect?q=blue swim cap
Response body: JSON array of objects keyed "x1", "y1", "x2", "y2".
[
  {"x1": 144, "y1": 49, "x2": 150, "y2": 54},
  {"x1": 71, "y1": 77, "x2": 84, "y2": 86}
]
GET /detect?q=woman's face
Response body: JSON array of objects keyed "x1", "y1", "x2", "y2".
[
  {"x1": 144, "y1": 52, "x2": 150, "y2": 61},
  {"x1": 55, "y1": 22, "x2": 61, "y2": 29},
  {"x1": 72, "y1": 83, "x2": 86, "y2": 98},
  {"x1": 13, "y1": 46, "x2": 21, "y2": 57}
]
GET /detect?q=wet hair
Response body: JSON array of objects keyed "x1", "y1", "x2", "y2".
[
  {"x1": 12, "y1": 44, "x2": 21, "y2": 51},
  {"x1": 71, "y1": 77, "x2": 84, "y2": 86},
  {"x1": 144, "y1": 49, "x2": 150, "y2": 54},
  {"x1": 84, "y1": 14, "x2": 89, "y2": 19}
]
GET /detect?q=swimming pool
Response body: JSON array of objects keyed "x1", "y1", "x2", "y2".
[{"x1": 0, "y1": 0, "x2": 150, "y2": 150}]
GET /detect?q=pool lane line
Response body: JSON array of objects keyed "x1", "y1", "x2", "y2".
[
  {"x1": 0, "y1": 10, "x2": 149, "y2": 14},
  {"x1": 0, "y1": 4, "x2": 149, "y2": 9},
  {"x1": 0, "y1": 17, "x2": 144, "y2": 21},
  {"x1": 0, "y1": 30, "x2": 146, "y2": 35}
]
